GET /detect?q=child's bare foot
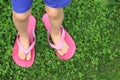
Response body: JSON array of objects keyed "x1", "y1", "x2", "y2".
[
  {"x1": 51, "y1": 31, "x2": 69, "y2": 55},
  {"x1": 18, "y1": 34, "x2": 31, "y2": 60}
]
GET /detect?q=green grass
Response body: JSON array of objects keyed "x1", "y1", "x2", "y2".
[{"x1": 0, "y1": 0, "x2": 120, "y2": 80}]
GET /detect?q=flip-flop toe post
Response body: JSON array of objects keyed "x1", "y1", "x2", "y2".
[
  {"x1": 12, "y1": 16, "x2": 36, "y2": 68},
  {"x1": 42, "y1": 14, "x2": 76, "y2": 60}
]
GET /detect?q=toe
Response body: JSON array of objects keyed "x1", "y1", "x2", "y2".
[
  {"x1": 18, "y1": 49, "x2": 26, "y2": 60},
  {"x1": 26, "y1": 53, "x2": 31, "y2": 60},
  {"x1": 57, "y1": 50, "x2": 64, "y2": 56},
  {"x1": 61, "y1": 42, "x2": 69, "y2": 54},
  {"x1": 61, "y1": 47, "x2": 67, "y2": 54}
]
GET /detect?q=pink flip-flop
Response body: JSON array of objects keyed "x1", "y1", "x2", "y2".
[
  {"x1": 12, "y1": 16, "x2": 36, "y2": 68},
  {"x1": 42, "y1": 14, "x2": 76, "y2": 60}
]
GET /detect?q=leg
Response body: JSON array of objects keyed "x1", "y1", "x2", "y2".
[
  {"x1": 45, "y1": 5, "x2": 69, "y2": 55},
  {"x1": 12, "y1": 8, "x2": 32, "y2": 60}
]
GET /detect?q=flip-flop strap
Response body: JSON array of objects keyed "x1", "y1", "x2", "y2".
[
  {"x1": 17, "y1": 30, "x2": 36, "y2": 55},
  {"x1": 48, "y1": 26, "x2": 65, "y2": 50}
]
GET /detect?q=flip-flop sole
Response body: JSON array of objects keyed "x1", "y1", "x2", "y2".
[
  {"x1": 42, "y1": 14, "x2": 76, "y2": 60},
  {"x1": 12, "y1": 16, "x2": 36, "y2": 68}
]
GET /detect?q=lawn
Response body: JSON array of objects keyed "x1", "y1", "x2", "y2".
[{"x1": 0, "y1": 0, "x2": 120, "y2": 80}]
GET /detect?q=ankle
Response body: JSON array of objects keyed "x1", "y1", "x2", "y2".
[
  {"x1": 21, "y1": 34, "x2": 28, "y2": 38},
  {"x1": 50, "y1": 28, "x2": 61, "y2": 36},
  {"x1": 51, "y1": 31, "x2": 61, "y2": 39},
  {"x1": 19, "y1": 32, "x2": 28, "y2": 37}
]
